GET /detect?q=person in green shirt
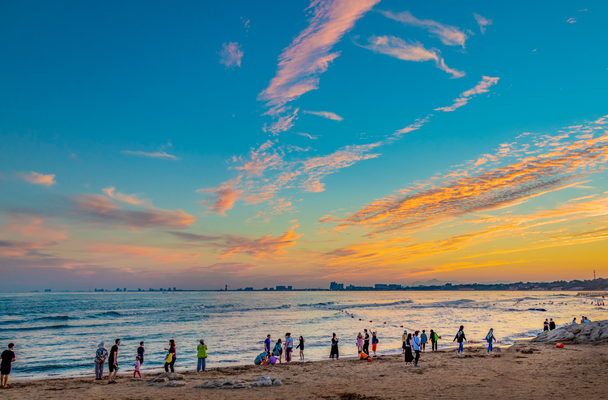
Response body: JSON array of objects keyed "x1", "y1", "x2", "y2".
[{"x1": 197, "y1": 339, "x2": 208, "y2": 372}]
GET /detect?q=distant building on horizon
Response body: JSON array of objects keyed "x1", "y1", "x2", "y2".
[{"x1": 330, "y1": 282, "x2": 344, "y2": 290}]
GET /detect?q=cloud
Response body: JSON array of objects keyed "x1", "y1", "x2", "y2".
[
  {"x1": 303, "y1": 110, "x2": 344, "y2": 121},
  {"x1": 102, "y1": 187, "x2": 151, "y2": 207},
  {"x1": 330, "y1": 127, "x2": 608, "y2": 235},
  {"x1": 71, "y1": 194, "x2": 197, "y2": 228},
  {"x1": 19, "y1": 171, "x2": 56, "y2": 187},
  {"x1": 295, "y1": 132, "x2": 320, "y2": 140},
  {"x1": 258, "y1": 0, "x2": 380, "y2": 110},
  {"x1": 168, "y1": 231, "x2": 222, "y2": 242},
  {"x1": 204, "y1": 262, "x2": 260, "y2": 274},
  {"x1": 121, "y1": 151, "x2": 179, "y2": 160},
  {"x1": 197, "y1": 177, "x2": 243, "y2": 216},
  {"x1": 262, "y1": 108, "x2": 299, "y2": 135},
  {"x1": 473, "y1": 13, "x2": 493, "y2": 34},
  {"x1": 219, "y1": 42, "x2": 244, "y2": 69},
  {"x1": 220, "y1": 226, "x2": 303, "y2": 259},
  {"x1": 435, "y1": 76, "x2": 500, "y2": 112},
  {"x1": 356, "y1": 35, "x2": 465, "y2": 78},
  {"x1": 566, "y1": 18, "x2": 577, "y2": 24},
  {"x1": 378, "y1": 10, "x2": 468, "y2": 47}
]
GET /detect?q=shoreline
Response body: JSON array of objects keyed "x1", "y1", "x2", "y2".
[{"x1": 3, "y1": 341, "x2": 608, "y2": 399}]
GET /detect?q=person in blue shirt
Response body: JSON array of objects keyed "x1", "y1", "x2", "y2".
[
  {"x1": 420, "y1": 330, "x2": 428, "y2": 352},
  {"x1": 137, "y1": 341, "x2": 145, "y2": 365},
  {"x1": 412, "y1": 331, "x2": 421, "y2": 367},
  {"x1": 264, "y1": 335, "x2": 271, "y2": 355},
  {"x1": 486, "y1": 328, "x2": 496, "y2": 355},
  {"x1": 284, "y1": 333, "x2": 293, "y2": 363}
]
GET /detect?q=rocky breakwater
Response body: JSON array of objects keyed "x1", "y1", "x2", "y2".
[{"x1": 532, "y1": 320, "x2": 608, "y2": 344}]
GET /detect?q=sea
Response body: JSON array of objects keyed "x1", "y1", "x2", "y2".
[{"x1": 0, "y1": 290, "x2": 606, "y2": 380}]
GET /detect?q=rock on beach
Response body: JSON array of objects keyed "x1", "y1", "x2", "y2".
[{"x1": 532, "y1": 320, "x2": 608, "y2": 344}]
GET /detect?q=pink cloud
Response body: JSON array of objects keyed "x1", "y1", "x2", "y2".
[
  {"x1": 121, "y1": 151, "x2": 178, "y2": 160},
  {"x1": 197, "y1": 177, "x2": 243, "y2": 216},
  {"x1": 219, "y1": 42, "x2": 244, "y2": 69},
  {"x1": 19, "y1": 171, "x2": 56, "y2": 186},
  {"x1": 303, "y1": 110, "x2": 343, "y2": 121},
  {"x1": 435, "y1": 76, "x2": 499, "y2": 112},
  {"x1": 473, "y1": 13, "x2": 493, "y2": 34},
  {"x1": 102, "y1": 187, "x2": 150, "y2": 207},
  {"x1": 357, "y1": 35, "x2": 465, "y2": 78},
  {"x1": 379, "y1": 10, "x2": 468, "y2": 47},
  {"x1": 220, "y1": 227, "x2": 303, "y2": 259},
  {"x1": 258, "y1": 0, "x2": 380, "y2": 110}
]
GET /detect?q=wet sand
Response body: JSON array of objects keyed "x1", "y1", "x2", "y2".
[{"x1": 3, "y1": 342, "x2": 608, "y2": 399}]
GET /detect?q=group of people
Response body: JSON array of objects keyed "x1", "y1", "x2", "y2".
[
  {"x1": 93, "y1": 338, "x2": 208, "y2": 383},
  {"x1": 256, "y1": 333, "x2": 305, "y2": 366},
  {"x1": 356, "y1": 329, "x2": 379, "y2": 356},
  {"x1": 543, "y1": 318, "x2": 557, "y2": 331},
  {"x1": 573, "y1": 316, "x2": 591, "y2": 324}
]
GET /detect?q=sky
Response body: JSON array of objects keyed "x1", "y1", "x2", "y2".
[{"x1": 1, "y1": 0, "x2": 608, "y2": 291}]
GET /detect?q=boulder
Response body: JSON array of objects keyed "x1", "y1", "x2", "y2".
[
  {"x1": 272, "y1": 378, "x2": 282, "y2": 386},
  {"x1": 195, "y1": 377, "x2": 281, "y2": 389},
  {"x1": 532, "y1": 320, "x2": 608, "y2": 344}
]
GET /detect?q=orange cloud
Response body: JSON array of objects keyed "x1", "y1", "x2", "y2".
[
  {"x1": 102, "y1": 187, "x2": 150, "y2": 207},
  {"x1": 331, "y1": 131, "x2": 608, "y2": 235},
  {"x1": 197, "y1": 177, "x2": 243, "y2": 216},
  {"x1": 19, "y1": 171, "x2": 56, "y2": 186},
  {"x1": 220, "y1": 227, "x2": 303, "y2": 259}
]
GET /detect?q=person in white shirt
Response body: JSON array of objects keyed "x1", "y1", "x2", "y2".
[
  {"x1": 412, "y1": 331, "x2": 421, "y2": 368},
  {"x1": 284, "y1": 333, "x2": 293, "y2": 363}
]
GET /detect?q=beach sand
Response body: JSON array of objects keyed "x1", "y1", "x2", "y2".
[{"x1": 3, "y1": 342, "x2": 608, "y2": 399}]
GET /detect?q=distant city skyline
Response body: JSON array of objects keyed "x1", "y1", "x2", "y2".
[{"x1": 1, "y1": 1, "x2": 608, "y2": 291}]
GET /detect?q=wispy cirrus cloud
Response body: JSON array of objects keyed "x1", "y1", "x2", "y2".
[
  {"x1": 378, "y1": 10, "x2": 468, "y2": 47},
  {"x1": 257, "y1": 0, "x2": 379, "y2": 134},
  {"x1": 473, "y1": 13, "x2": 492, "y2": 34},
  {"x1": 303, "y1": 110, "x2": 344, "y2": 121},
  {"x1": 258, "y1": 0, "x2": 379, "y2": 110},
  {"x1": 219, "y1": 42, "x2": 244, "y2": 69},
  {"x1": 356, "y1": 35, "x2": 465, "y2": 78},
  {"x1": 295, "y1": 132, "x2": 320, "y2": 140},
  {"x1": 121, "y1": 151, "x2": 179, "y2": 160},
  {"x1": 435, "y1": 76, "x2": 499, "y2": 112},
  {"x1": 18, "y1": 171, "x2": 56, "y2": 187},
  {"x1": 328, "y1": 120, "x2": 608, "y2": 236}
]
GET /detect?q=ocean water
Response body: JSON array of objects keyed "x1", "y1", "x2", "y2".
[{"x1": 0, "y1": 291, "x2": 605, "y2": 380}]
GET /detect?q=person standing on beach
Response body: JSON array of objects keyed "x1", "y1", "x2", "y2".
[
  {"x1": 420, "y1": 330, "x2": 428, "y2": 352},
  {"x1": 486, "y1": 328, "x2": 496, "y2": 355},
  {"x1": 430, "y1": 330, "x2": 439, "y2": 352},
  {"x1": 453, "y1": 326, "x2": 466, "y2": 356},
  {"x1": 296, "y1": 336, "x2": 305, "y2": 360},
  {"x1": 132, "y1": 356, "x2": 142, "y2": 380},
  {"x1": 543, "y1": 319, "x2": 549, "y2": 331},
  {"x1": 363, "y1": 329, "x2": 370, "y2": 356},
  {"x1": 404, "y1": 333, "x2": 413, "y2": 366},
  {"x1": 371, "y1": 332, "x2": 379, "y2": 356},
  {"x1": 412, "y1": 331, "x2": 421, "y2": 367},
  {"x1": 402, "y1": 330, "x2": 407, "y2": 355},
  {"x1": 197, "y1": 339, "x2": 207, "y2": 372},
  {"x1": 272, "y1": 339, "x2": 283, "y2": 363},
  {"x1": 285, "y1": 333, "x2": 293, "y2": 363},
  {"x1": 572, "y1": 317, "x2": 577, "y2": 324},
  {"x1": 549, "y1": 319, "x2": 556, "y2": 330},
  {"x1": 0, "y1": 343, "x2": 16, "y2": 388},
  {"x1": 264, "y1": 334, "x2": 272, "y2": 355},
  {"x1": 356, "y1": 332, "x2": 364, "y2": 353},
  {"x1": 330, "y1": 333, "x2": 339, "y2": 360},
  {"x1": 94, "y1": 342, "x2": 108, "y2": 380},
  {"x1": 164, "y1": 339, "x2": 176, "y2": 372},
  {"x1": 137, "y1": 342, "x2": 145, "y2": 365},
  {"x1": 108, "y1": 339, "x2": 120, "y2": 384}
]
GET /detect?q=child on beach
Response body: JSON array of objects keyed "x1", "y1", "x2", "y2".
[
  {"x1": 485, "y1": 329, "x2": 496, "y2": 355},
  {"x1": 454, "y1": 326, "x2": 466, "y2": 356},
  {"x1": 356, "y1": 332, "x2": 363, "y2": 353},
  {"x1": 272, "y1": 339, "x2": 283, "y2": 363},
  {"x1": 401, "y1": 330, "x2": 407, "y2": 355},
  {"x1": 132, "y1": 356, "x2": 142, "y2": 380},
  {"x1": 296, "y1": 336, "x2": 305, "y2": 360}
]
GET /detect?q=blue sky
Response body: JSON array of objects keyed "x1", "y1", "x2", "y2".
[{"x1": 1, "y1": 0, "x2": 608, "y2": 291}]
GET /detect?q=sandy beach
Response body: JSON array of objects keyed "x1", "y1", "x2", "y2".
[{"x1": 3, "y1": 342, "x2": 608, "y2": 399}]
